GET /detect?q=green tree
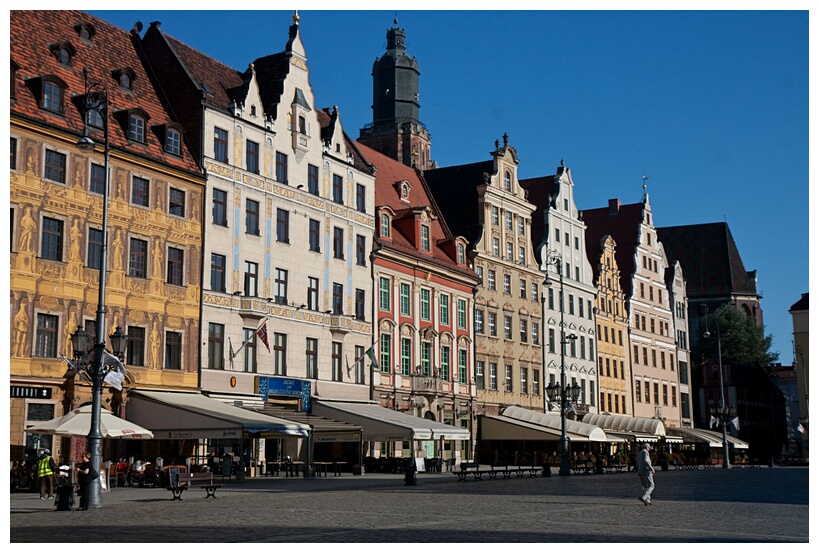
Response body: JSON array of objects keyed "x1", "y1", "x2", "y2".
[{"x1": 695, "y1": 305, "x2": 779, "y2": 368}]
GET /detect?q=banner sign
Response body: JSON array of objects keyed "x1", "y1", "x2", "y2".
[{"x1": 257, "y1": 376, "x2": 311, "y2": 412}]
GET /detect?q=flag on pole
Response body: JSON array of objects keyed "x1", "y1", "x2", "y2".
[
  {"x1": 103, "y1": 370, "x2": 125, "y2": 391},
  {"x1": 102, "y1": 350, "x2": 127, "y2": 375},
  {"x1": 796, "y1": 423, "x2": 804, "y2": 434},
  {"x1": 567, "y1": 403, "x2": 577, "y2": 415},
  {"x1": 257, "y1": 323, "x2": 270, "y2": 352},
  {"x1": 731, "y1": 416, "x2": 740, "y2": 431},
  {"x1": 364, "y1": 345, "x2": 378, "y2": 369},
  {"x1": 710, "y1": 415, "x2": 718, "y2": 429},
  {"x1": 61, "y1": 354, "x2": 78, "y2": 371}
]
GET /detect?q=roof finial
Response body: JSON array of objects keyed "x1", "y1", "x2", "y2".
[
  {"x1": 642, "y1": 174, "x2": 649, "y2": 191},
  {"x1": 560, "y1": 159, "x2": 565, "y2": 167},
  {"x1": 293, "y1": 10, "x2": 300, "y2": 25},
  {"x1": 503, "y1": 132, "x2": 508, "y2": 147}
]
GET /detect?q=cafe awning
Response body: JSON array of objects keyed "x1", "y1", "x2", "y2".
[
  {"x1": 580, "y1": 413, "x2": 681, "y2": 442},
  {"x1": 498, "y1": 406, "x2": 610, "y2": 442},
  {"x1": 666, "y1": 427, "x2": 749, "y2": 449},
  {"x1": 312, "y1": 401, "x2": 471, "y2": 441},
  {"x1": 481, "y1": 414, "x2": 564, "y2": 441},
  {"x1": 244, "y1": 405, "x2": 362, "y2": 443},
  {"x1": 127, "y1": 390, "x2": 310, "y2": 440}
]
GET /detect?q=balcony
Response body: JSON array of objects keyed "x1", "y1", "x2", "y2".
[{"x1": 411, "y1": 374, "x2": 443, "y2": 394}]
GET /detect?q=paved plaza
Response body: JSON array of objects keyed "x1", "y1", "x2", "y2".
[{"x1": 8, "y1": 467, "x2": 809, "y2": 543}]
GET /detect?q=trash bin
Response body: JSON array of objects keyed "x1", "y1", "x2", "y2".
[
  {"x1": 222, "y1": 454, "x2": 232, "y2": 478},
  {"x1": 54, "y1": 484, "x2": 75, "y2": 511},
  {"x1": 404, "y1": 459, "x2": 417, "y2": 486}
]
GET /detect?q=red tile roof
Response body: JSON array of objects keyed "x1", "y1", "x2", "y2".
[
  {"x1": 10, "y1": 10, "x2": 199, "y2": 175},
  {"x1": 355, "y1": 141, "x2": 475, "y2": 279}
]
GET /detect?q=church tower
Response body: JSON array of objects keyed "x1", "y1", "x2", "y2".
[{"x1": 358, "y1": 20, "x2": 432, "y2": 170}]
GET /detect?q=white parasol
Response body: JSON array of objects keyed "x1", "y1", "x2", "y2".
[{"x1": 26, "y1": 405, "x2": 154, "y2": 439}]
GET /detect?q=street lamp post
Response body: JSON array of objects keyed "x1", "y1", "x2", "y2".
[
  {"x1": 72, "y1": 67, "x2": 113, "y2": 508},
  {"x1": 703, "y1": 308, "x2": 731, "y2": 469},
  {"x1": 542, "y1": 249, "x2": 580, "y2": 476}
]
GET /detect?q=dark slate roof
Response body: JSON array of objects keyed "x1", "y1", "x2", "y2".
[
  {"x1": 250, "y1": 52, "x2": 290, "y2": 120},
  {"x1": 354, "y1": 141, "x2": 475, "y2": 280},
  {"x1": 656, "y1": 222, "x2": 757, "y2": 298},
  {"x1": 582, "y1": 199, "x2": 647, "y2": 300},
  {"x1": 422, "y1": 160, "x2": 496, "y2": 249},
  {"x1": 519, "y1": 175, "x2": 559, "y2": 265},
  {"x1": 157, "y1": 29, "x2": 247, "y2": 111},
  {"x1": 10, "y1": 10, "x2": 199, "y2": 175},
  {"x1": 790, "y1": 293, "x2": 808, "y2": 312}
]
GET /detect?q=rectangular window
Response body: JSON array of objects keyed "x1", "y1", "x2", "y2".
[
  {"x1": 380, "y1": 333, "x2": 392, "y2": 374},
  {"x1": 165, "y1": 331, "x2": 182, "y2": 370},
  {"x1": 663, "y1": 384, "x2": 669, "y2": 406},
  {"x1": 274, "y1": 268, "x2": 288, "y2": 304},
  {"x1": 379, "y1": 277, "x2": 391, "y2": 311},
  {"x1": 548, "y1": 288, "x2": 555, "y2": 309},
  {"x1": 475, "y1": 310, "x2": 484, "y2": 334},
  {"x1": 246, "y1": 140, "x2": 260, "y2": 173},
  {"x1": 492, "y1": 237, "x2": 499, "y2": 257},
  {"x1": 476, "y1": 266, "x2": 483, "y2": 285},
  {"x1": 356, "y1": 183, "x2": 366, "y2": 213},
  {"x1": 421, "y1": 342, "x2": 431, "y2": 375},
  {"x1": 520, "y1": 319, "x2": 528, "y2": 343},
  {"x1": 10, "y1": 138, "x2": 16, "y2": 170},
  {"x1": 210, "y1": 253, "x2": 226, "y2": 292},
  {"x1": 672, "y1": 385, "x2": 677, "y2": 408},
  {"x1": 167, "y1": 247, "x2": 184, "y2": 286},
  {"x1": 242, "y1": 260, "x2": 257, "y2": 296},
  {"x1": 457, "y1": 299, "x2": 467, "y2": 329},
  {"x1": 532, "y1": 282, "x2": 538, "y2": 302},
  {"x1": 34, "y1": 313, "x2": 58, "y2": 357},
  {"x1": 129, "y1": 237, "x2": 147, "y2": 278},
  {"x1": 679, "y1": 361, "x2": 689, "y2": 385},
  {"x1": 309, "y1": 219, "x2": 321, "y2": 252},
  {"x1": 420, "y1": 289, "x2": 431, "y2": 321},
  {"x1": 355, "y1": 288, "x2": 365, "y2": 320},
  {"x1": 131, "y1": 176, "x2": 149, "y2": 207},
  {"x1": 90, "y1": 163, "x2": 106, "y2": 195},
  {"x1": 332, "y1": 174, "x2": 344, "y2": 204},
  {"x1": 421, "y1": 225, "x2": 430, "y2": 251},
  {"x1": 549, "y1": 329, "x2": 555, "y2": 353},
  {"x1": 533, "y1": 369, "x2": 540, "y2": 396},
  {"x1": 41, "y1": 217, "x2": 63, "y2": 261},
  {"x1": 504, "y1": 316, "x2": 513, "y2": 340},
  {"x1": 208, "y1": 323, "x2": 224, "y2": 369},
  {"x1": 307, "y1": 277, "x2": 319, "y2": 311},
  {"x1": 440, "y1": 294, "x2": 449, "y2": 326},
  {"x1": 333, "y1": 227, "x2": 344, "y2": 259},
  {"x1": 273, "y1": 333, "x2": 287, "y2": 375},
  {"x1": 169, "y1": 188, "x2": 185, "y2": 217},
  {"x1": 356, "y1": 235, "x2": 366, "y2": 266},
  {"x1": 308, "y1": 164, "x2": 319, "y2": 195},
  {"x1": 489, "y1": 363, "x2": 498, "y2": 391},
  {"x1": 503, "y1": 274, "x2": 511, "y2": 294},
  {"x1": 242, "y1": 328, "x2": 256, "y2": 373},
  {"x1": 401, "y1": 337, "x2": 412, "y2": 376},
  {"x1": 332, "y1": 283, "x2": 343, "y2": 315},
  {"x1": 580, "y1": 336, "x2": 586, "y2": 359},
  {"x1": 520, "y1": 279, "x2": 527, "y2": 299},
  {"x1": 332, "y1": 342, "x2": 343, "y2": 382},
  {"x1": 476, "y1": 361, "x2": 485, "y2": 389},
  {"x1": 568, "y1": 294, "x2": 575, "y2": 315},
  {"x1": 488, "y1": 312, "x2": 497, "y2": 336},
  {"x1": 306, "y1": 338, "x2": 318, "y2": 379},
  {"x1": 521, "y1": 367, "x2": 528, "y2": 394},
  {"x1": 635, "y1": 380, "x2": 642, "y2": 403},
  {"x1": 505, "y1": 211, "x2": 513, "y2": 230},
  {"x1": 212, "y1": 189, "x2": 227, "y2": 226},
  {"x1": 505, "y1": 365, "x2": 513, "y2": 392},
  {"x1": 276, "y1": 209, "x2": 290, "y2": 243},
  {"x1": 246, "y1": 199, "x2": 260, "y2": 235},
  {"x1": 126, "y1": 326, "x2": 145, "y2": 366},
  {"x1": 653, "y1": 382, "x2": 660, "y2": 405},
  {"x1": 458, "y1": 349, "x2": 467, "y2": 384},
  {"x1": 488, "y1": 270, "x2": 496, "y2": 290},
  {"x1": 275, "y1": 151, "x2": 288, "y2": 183},
  {"x1": 440, "y1": 345, "x2": 450, "y2": 381},
  {"x1": 506, "y1": 242, "x2": 513, "y2": 261},
  {"x1": 213, "y1": 127, "x2": 228, "y2": 162},
  {"x1": 400, "y1": 283, "x2": 411, "y2": 316},
  {"x1": 532, "y1": 321, "x2": 540, "y2": 345},
  {"x1": 44, "y1": 149, "x2": 66, "y2": 183}
]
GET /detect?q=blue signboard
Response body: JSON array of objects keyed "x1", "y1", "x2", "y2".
[{"x1": 257, "y1": 376, "x2": 311, "y2": 412}]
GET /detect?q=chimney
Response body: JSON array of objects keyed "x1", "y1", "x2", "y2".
[{"x1": 608, "y1": 198, "x2": 620, "y2": 216}]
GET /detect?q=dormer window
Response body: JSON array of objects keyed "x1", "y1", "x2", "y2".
[
  {"x1": 129, "y1": 113, "x2": 145, "y2": 142},
  {"x1": 165, "y1": 127, "x2": 181, "y2": 156},
  {"x1": 299, "y1": 116, "x2": 306, "y2": 134},
  {"x1": 111, "y1": 68, "x2": 136, "y2": 92},
  {"x1": 401, "y1": 183, "x2": 409, "y2": 198},
  {"x1": 420, "y1": 224, "x2": 430, "y2": 252},
  {"x1": 504, "y1": 171, "x2": 511, "y2": 191},
  {"x1": 380, "y1": 213, "x2": 391, "y2": 238},
  {"x1": 457, "y1": 244, "x2": 465, "y2": 265},
  {"x1": 42, "y1": 79, "x2": 64, "y2": 114},
  {"x1": 250, "y1": 105, "x2": 257, "y2": 117},
  {"x1": 86, "y1": 103, "x2": 104, "y2": 129},
  {"x1": 49, "y1": 42, "x2": 76, "y2": 67},
  {"x1": 74, "y1": 22, "x2": 96, "y2": 42}
]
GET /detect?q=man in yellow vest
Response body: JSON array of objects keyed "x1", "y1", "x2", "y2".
[{"x1": 37, "y1": 449, "x2": 56, "y2": 499}]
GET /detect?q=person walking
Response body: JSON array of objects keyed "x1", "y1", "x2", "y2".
[
  {"x1": 37, "y1": 449, "x2": 56, "y2": 500},
  {"x1": 636, "y1": 443, "x2": 656, "y2": 505}
]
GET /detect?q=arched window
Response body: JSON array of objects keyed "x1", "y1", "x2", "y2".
[
  {"x1": 380, "y1": 213, "x2": 391, "y2": 238},
  {"x1": 120, "y1": 73, "x2": 131, "y2": 90},
  {"x1": 58, "y1": 48, "x2": 71, "y2": 65},
  {"x1": 504, "y1": 171, "x2": 511, "y2": 191},
  {"x1": 129, "y1": 113, "x2": 145, "y2": 142}
]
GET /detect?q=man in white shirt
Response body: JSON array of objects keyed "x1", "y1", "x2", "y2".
[{"x1": 636, "y1": 443, "x2": 656, "y2": 505}]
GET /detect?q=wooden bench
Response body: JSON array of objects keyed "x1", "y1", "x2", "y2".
[
  {"x1": 455, "y1": 462, "x2": 489, "y2": 481},
  {"x1": 165, "y1": 470, "x2": 222, "y2": 500},
  {"x1": 605, "y1": 463, "x2": 626, "y2": 473},
  {"x1": 491, "y1": 462, "x2": 540, "y2": 478}
]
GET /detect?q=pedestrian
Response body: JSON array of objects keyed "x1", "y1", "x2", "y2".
[
  {"x1": 636, "y1": 443, "x2": 656, "y2": 506},
  {"x1": 76, "y1": 451, "x2": 98, "y2": 510},
  {"x1": 37, "y1": 449, "x2": 56, "y2": 499}
]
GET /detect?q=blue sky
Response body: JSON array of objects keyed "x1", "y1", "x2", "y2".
[{"x1": 89, "y1": 8, "x2": 809, "y2": 363}]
